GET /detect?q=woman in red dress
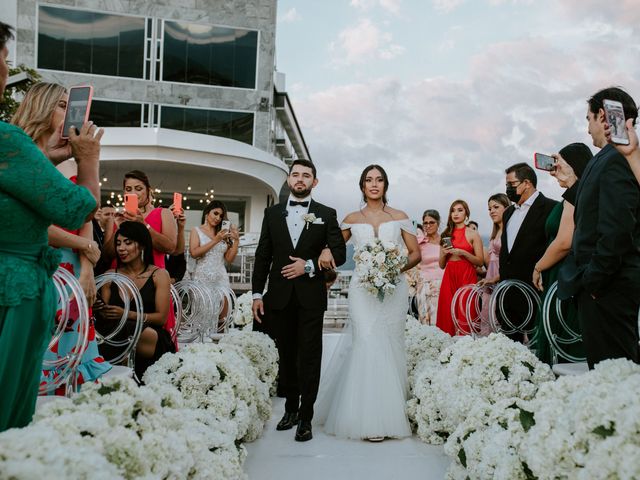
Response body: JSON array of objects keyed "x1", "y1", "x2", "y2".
[{"x1": 436, "y1": 200, "x2": 484, "y2": 336}]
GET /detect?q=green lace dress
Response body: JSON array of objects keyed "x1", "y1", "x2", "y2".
[
  {"x1": 534, "y1": 201, "x2": 585, "y2": 365},
  {"x1": 0, "y1": 121, "x2": 96, "y2": 431}
]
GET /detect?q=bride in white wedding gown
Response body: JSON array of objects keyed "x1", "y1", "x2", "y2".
[{"x1": 315, "y1": 165, "x2": 421, "y2": 441}]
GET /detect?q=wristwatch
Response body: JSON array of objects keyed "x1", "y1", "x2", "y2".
[{"x1": 304, "y1": 259, "x2": 313, "y2": 274}]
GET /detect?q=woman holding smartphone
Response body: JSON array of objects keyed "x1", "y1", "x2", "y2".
[
  {"x1": 436, "y1": 200, "x2": 484, "y2": 336},
  {"x1": 11, "y1": 81, "x2": 111, "y2": 394},
  {"x1": 105, "y1": 170, "x2": 177, "y2": 269},
  {"x1": 189, "y1": 200, "x2": 239, "y2": 322},
  {"x1": 532, "y1": 143, "x2": 592, "y2": 364}
]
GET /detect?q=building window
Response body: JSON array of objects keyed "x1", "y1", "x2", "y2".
[
  {"x1": 160, "y1": 106, "x2": 254, "y2": 144},
  {"x1": 162, "y1": 21, "x2": 258, "y2": 89},
  {"x1": 90, "y1": 100, "x2": 144, "y2": 127},
  {"x1": 37, "y1": 6, "x2": 146, "y2": 79}
]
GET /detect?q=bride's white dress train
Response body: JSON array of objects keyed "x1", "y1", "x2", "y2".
[{"x1": 315, "y1": 220, "x2": 413, "y2": 439}]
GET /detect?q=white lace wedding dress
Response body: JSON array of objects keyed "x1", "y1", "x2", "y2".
[{"x1": 315, "y1": 219, "x2": 413, "y2": 439}]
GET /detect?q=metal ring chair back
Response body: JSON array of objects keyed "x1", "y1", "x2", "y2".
[
  {"x1": 541, "y1": 281, "x2": 585, "y2": 363},
  {"x1": 488, "y1": 279, "x2": 541, "y2": 346},
  {"x1": 451, "y1": 284, "x2": 485, "y2": 336},
  {"x1": 39, "y1": 266, "x2": 91, "y2": 396},
  {"x1": 94, "y1": 273, "x2": 144, "y2": 367}
]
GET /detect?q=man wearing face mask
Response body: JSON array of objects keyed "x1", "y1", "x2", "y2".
[{"x1": 499, "y1": 163, "x2": 558, "y2": 342}]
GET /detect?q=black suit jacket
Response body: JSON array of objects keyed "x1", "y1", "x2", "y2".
[
  {"x1": 558, "y1": 145, "x2": 640, "y2": 299},
  {"x1": 499, "y1": 192, "x2": 558, "y2": 283},
  {"x1": 251, "y1": 200, "x2": 346, "y2": 310}
]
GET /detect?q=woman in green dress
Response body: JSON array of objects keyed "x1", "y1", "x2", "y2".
[
  {"x1": 0, "y1": 23, "x2": 102, "y2": 431},
  {"x1": 532, "y1": 143, "x2": 593, "y2": 364}
]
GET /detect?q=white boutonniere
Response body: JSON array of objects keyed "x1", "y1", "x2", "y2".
[{"x1": 302, "y1": 213, "x2": 317, "y2": 229}]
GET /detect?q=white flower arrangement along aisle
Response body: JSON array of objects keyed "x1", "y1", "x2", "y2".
[
  {"x1": 404, "y1": 316, "x2": 640, "y2": 480},
  {"x1": 0, "y1": 330, "x2": 278, "y2": 480}
]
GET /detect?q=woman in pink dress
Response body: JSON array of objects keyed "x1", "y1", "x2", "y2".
[
  {"x1": 478, "y1": 194, "x2": 510, "y2": 335},
  {"x1": 436, "y1": 200, "x2": 484, "y2": 336},
  {"x1": 416, "y1": 209, "x2": 444, "y2": 325}
]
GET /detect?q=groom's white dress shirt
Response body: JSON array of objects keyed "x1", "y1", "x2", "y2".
[{"x1": 286, "y1": 194, "x2": 311, "y2": 247}]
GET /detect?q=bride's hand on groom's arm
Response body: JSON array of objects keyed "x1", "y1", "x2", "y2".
[
  {"x1": 282, "y1": 256, "x2": 306, "y2": 279},
  {"x1": 318, "y1": 247, "x2": 336, "y2": 270}
]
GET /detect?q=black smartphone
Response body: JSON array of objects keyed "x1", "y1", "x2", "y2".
[{"x1": 62, "y1": 86, "x2": 94, "y2": 138}]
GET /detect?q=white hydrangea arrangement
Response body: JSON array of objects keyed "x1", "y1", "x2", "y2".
[
  {"x1": 232, "y1": 292, "x2": 254, "y2": 328},
  {"x1": 408, "y1": 333, "x2": 554, "y2": 446},
  {"x1": 0, "y1": 331, "x2": 277, "y2": 479},
  {"x1": 407, "y1": 323, "x2": 640, "y2": 480},
  {"x1": 522, "y1": 358, "x2": 640, "y2": 480},
  {"x1": 219, "y1": 329, "x2": 279, "y2": 396}
]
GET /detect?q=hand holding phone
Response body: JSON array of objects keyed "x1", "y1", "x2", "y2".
[
  {"x1": 221, "y1": 220, "x2": 231, "y2": 231},
  {"x1": 124, "y1": 194, "x2": 138, "y2": 215},
  {"x1": 62, "y1": 86, "x2": 93, "y2": 139},
  {"x1": 534, "y1": 153, "x2": 556, "y2": 171},
  {"x1": 173, "y1": 192, "x2": 183, "y2": 214},
  {"x1": 442, "y1": 237, "x2": 453, "y2": 249},
  {"x1": 603, "y1": 99, "x2": 630, "y2": 145}
]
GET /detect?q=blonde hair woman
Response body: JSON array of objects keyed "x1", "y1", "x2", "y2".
[{"x1": 12, "y1": 82, "x2": 111, "y2": 394}]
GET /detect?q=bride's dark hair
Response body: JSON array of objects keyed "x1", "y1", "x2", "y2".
[{"x1": 359, "y1": 164, "x2": 389, "y2": 205}]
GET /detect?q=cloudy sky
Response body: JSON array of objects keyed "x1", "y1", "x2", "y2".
[{"x1": 275, "y1": 0, "x2": 640, "y2": 235}]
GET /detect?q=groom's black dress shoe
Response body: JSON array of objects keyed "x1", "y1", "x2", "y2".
[
  {"x1": 295, "y1": 420, "x2": 313, "y2": 442},
  {"x1": 276, "y1": 412, "x2": 299, "y2": 431}
]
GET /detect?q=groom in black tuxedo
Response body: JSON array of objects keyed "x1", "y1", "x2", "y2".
[
  {"x1": 558, "y1": 87, "x2": 640, "y2": 368},
  {"x1": 252, "y1": 159, "x2": 346, "y2": 441}
]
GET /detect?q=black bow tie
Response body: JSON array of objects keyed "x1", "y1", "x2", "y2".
[{"x1": 289, "y1": 200, "x2": 309, "y2": 207}]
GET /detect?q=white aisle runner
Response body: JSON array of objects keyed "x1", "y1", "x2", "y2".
[{"x1": 244, "y1": 333, "x2": 451, "y2": 480}]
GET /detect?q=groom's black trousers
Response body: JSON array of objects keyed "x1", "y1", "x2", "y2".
[{"x1": 272, "y1": 294, "x2": 324, "y2": 422}]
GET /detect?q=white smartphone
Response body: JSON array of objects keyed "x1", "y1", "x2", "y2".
[
  {"x1": 221, "y1": 220, "x2": 231, "y2": 231},
  {"x1": 603, "y1": 99, "x2": 629, "y2": 145}
]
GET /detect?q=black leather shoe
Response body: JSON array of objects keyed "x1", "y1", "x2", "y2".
[
  {"x1": 276, "y1": 412, "x2": 299, "y2": 431},
  {"x1": 295, "y1": 420, "x2": 313, "y2": 442}
]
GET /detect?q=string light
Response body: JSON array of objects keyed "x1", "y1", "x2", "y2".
[
  {"x1": 187, "y1": 185, "x2": 192, "y2": 191},
  {"x1": 102, "y1": 177, "x2": 107, "y2": 182}
]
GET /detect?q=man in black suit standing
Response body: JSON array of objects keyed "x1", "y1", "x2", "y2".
[
  {"x1": 500, "y1": 163, "x2": 558, "y2": 342},
  {"x1": 252, "y1": 159, "x2": 346, "y2": 442},
  {"x1": 558, "y1": 87, "x2": 640, "y2": 368}
]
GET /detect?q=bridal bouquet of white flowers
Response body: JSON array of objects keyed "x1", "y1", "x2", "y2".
[{"x1": 354, "y1": 239, "x2": 407, "y2": 301}]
